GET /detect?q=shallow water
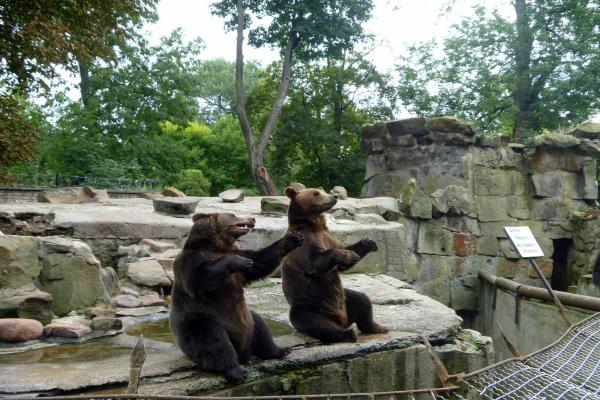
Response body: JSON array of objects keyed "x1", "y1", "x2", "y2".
[{"x1": 0, "y1": 317, "x2": 294, "y2": 366}]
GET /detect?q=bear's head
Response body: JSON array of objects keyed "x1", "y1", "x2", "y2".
[
  {"x1": 185, "y1": 212, "x2": 256, "y2": 250},
  {"x1": 285, "y1": 187, "x2": 338, "y2": 226}
]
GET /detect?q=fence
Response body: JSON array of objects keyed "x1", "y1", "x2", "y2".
[{"x1": 4, "y1": 173, "x2": 165, "y2": 191}]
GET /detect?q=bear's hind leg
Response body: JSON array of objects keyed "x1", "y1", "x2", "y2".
[
  {"x1": 178, "y1": 317, "x2": 248, "y2": 382},
  {"x1": 250, "y1": 311, "x2": 290, "y2": 360},
  {"x1": 344, "y1": 289, "x2": 388, "y2": 334},
  {"x1": 290, "y1": 305, "x2": 357, "y2": 343}
]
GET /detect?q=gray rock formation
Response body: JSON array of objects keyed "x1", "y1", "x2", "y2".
[
  {"x1": 153, "y1": 197, "x2": 198, "y2": 215},
  {"x1": 219, "y1": 189, "x2": 245, "y2": 203}
]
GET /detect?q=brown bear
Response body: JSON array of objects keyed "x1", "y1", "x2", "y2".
[
  {"x1": 281, "y1": 187, "x2": 388, "y2": 343},
  {"x1": 169, "y1": 212, "x2": 303, "y2": 382}
]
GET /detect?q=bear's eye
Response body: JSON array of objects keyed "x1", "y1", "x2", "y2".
[{"x1": 314, "y1": 192, "x2": 320, "y2": 197}]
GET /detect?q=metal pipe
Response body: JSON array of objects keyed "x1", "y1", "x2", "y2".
[
  {"x1": 479, "y1": 270, "x2": 600, "y2": 312},
  {"x1": 528, "y1": 258, "x2": 572, "y2": 327}
]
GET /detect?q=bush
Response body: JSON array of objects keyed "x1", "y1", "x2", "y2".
[{"x1": 174, "y1": 169, "x2": 211, "y2": 196}]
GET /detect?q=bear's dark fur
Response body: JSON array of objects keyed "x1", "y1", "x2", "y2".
[
  {"x1": 169, "y1": 212, "x2": 303, "y2": 382},
  {"x1": 280, "y1": 187, "x2": 388, "y2": 343}
]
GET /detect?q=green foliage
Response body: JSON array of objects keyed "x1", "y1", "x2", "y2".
[
  {"x1": 174, "y1": 169, "x2": 211, "y2": 196},
  {"x1": 267, "y1": 51, "x2": 395, "y2": 195},
  {"x1": 396, "y1": 2, "x2": 600, "y2": 135}
]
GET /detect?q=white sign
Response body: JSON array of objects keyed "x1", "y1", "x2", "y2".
[{"x1": 504, "y1": 226, "x2": 544, "y2": 258}]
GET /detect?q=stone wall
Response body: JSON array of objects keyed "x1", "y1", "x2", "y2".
[
  {"x1": 0, "y1": 187, "x2": 148, "y2": 203},
  {"x1": 361, "y1": 117, "x2": 600, "y2": 310}
]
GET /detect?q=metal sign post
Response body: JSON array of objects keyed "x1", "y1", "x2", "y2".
[{"x1": 504, "y1": 226, "x2": 572, "y2": 328}]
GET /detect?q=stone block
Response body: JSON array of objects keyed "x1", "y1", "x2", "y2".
[
  {"x1": 0, "y1": 318, "x2": 43, "y2": 343},
  {"x1": 477, "y1": 236, "x2": 499, "y2": 256},
  {"x1": 429, "y1": 117, "x2": 475, "y2": 135},
  {"x1": 219, "y1": 189, "x2": 245, "y2": 203},
  {"x1": 91, "y1": 316, "x2": 122, "y2": 331},
  {"x1": 410, "y1": 196, "x2": 432, "y2": 219},
  {"x1": 527, "y1": 258, "x2": 553, "y2": 278},
  {"x1": 430, "y1": 185, "x2": 476, "y2": 217},
  {"x1": 530, "y1": 198, "x2": 578, "y2": 221},
  {"x1": 126, "y1": 259, "x2": 171, "y2": 287},
  {"x1": 532, "y1": 171, "x2": 580, "y2": 199},
  {"x1": 139, "y1": 239, "x2": 176, "y2": 253},
  {"x1": 365, "y1": 154, "x2": 386, "y2": 180},
  {"x1": 474, "y1": 167, "x2": 525, "y2": 196},
  {"x1": 361, "y1": 122, "x2": 387, "y2": 140},
  {"x1": 0, "y1": 236, "x2": 40, "y2": 289},
  {"x1": 582, "y1": 159, "x2": 598, "y2": 200},
  {"x1": 161, "y1": 187, "x2": 186, "y2": 197},
  {"x1": 261, "y1": 197, "x2": 290, "y2": 214},
  {"x1": 566, "y1": 122, "x2": 600, "y2": 140},
  {"x1": 37, "y1": 186, "x2": 107, "y2": 204},
  {"x1": 507, "y1": 196, "x2": 530, "y2": 220},
  {"x1": 153, "y1": 197, "x2": 198, "y2": 216},
  {"x1": 453, "y1": 233, "x2": 477, "y2": 257},
  {"x1": 449, "y1": 276, "x2": 479, "y2": 311},
  {"x1": 417, "y1": 223, "x2": 453, "y2": 255},
  {"x1": 477, "y1": 196, "x2": 509, "y2": 222},
  {"x1": 529, "y1": 132, "x2": 580, "y2": 148},
  {"x1": 499, "y1": 239, "x2": 520, "y2": 259},
  {"x1": 386, "y1": 118, "x2": 427, "y2": 137}
]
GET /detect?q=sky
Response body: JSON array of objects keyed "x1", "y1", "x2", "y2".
[{"x1": 149, "y1": 0, "x2": 512, "y2": 73}]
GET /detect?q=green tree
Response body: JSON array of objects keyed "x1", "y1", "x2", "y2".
[
  {"x1": 0, "y1": 0, "x2": 157, "y2": 177},
  {"x1": 267, "y1": 51, "x2": 395, "y2": 195},
  {"x1": 211, "y1": 0, "x2": 374, "y2": 194},
  {"x1": 396, "y1": 2, "x2": 600, "y2": 140}
]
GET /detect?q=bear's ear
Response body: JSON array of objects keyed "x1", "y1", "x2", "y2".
[
  {"x1": 317, "y1": 186, "x2": 325, "y2": 191},
  {"x1": 192, "y1": 213, "x2": 211, "y2": 222},
  {"x1": 284, "y1": 187, "x2": 298, "y2": 199}
]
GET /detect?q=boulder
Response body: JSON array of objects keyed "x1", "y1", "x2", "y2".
[
  {"x1": 112, "y1": 294, "x2": 142, "y2": 308},
  {"x1": 0, "y1": 284, "x2": 53, "y2": 324},
  {"x1": 38, "y1": 237, "x2": 110, "y2": 316},
  {"x1": 219, "y1": 189, "x2": 245, "y2": 203},
  {"x1": 429, "y1": 116, "x2": 475, "y2": 135},
  {"x1": 126, "y1": 259, "x2": 171, "y2": 287},
  {"x1": 37, "y1": 186, "x2": 108, "y2": 204},
  {"x1": 140, "y1": 192, "x2": 164, "y2": 200},
  {"x1": 431, "y1": 185, "x2": 476, "y2": 217},
  {"x1": 139, "y1": 239, "x2": 175, "y2": 253},
  {"x1": 330, "y1": 186, "x2": 348, "y2": 200},
  {"x1": 91, "y1": 316, "x2": 122, "y2": 331},
  {"x1": 0, "y1": 235, "x2": 40, "y2": 289},
  {"x1": 566, "y1": 122, "x2": 600, "y2": 140},
  {"x1": 140, "y1": 292, "x2": 166, "y2": 307},
  {"x1": 0, "y1": 318, "x2": 43, "y2": 343},
  {"x1": 161, "y1": 187, "x2": 186, "y2": 197},
  {"x1": 261, "y1": 197, "x2": 290, "y2": 214},
  {"x1": 153, "y1": 197, "x2": 198, "y2": 216},
  {"x1": 44, "y1": 321, "x2": 92, "y2": 338}
]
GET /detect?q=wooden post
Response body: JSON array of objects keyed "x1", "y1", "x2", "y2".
[
  {"x1": 528, "y1": 258, "x2": 572, "y2": 327},
  {"x1": 126, "y1": 334, "x2": 147, "y2": 394}
]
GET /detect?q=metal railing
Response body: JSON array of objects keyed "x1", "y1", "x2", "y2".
[{"x1": 3, "y1": 173, "x2": 166, "y2": 191}]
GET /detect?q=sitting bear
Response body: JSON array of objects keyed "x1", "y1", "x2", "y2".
[
  {"x1": 280, "y1": 187, "x2": 388, "y2": 343},
  {"x1": 169, "y1": 212, "x2": 303, "y2": 382}
]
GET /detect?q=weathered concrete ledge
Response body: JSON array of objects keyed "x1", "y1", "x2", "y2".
[
  {"x1": 0, "y1": 197, "x2": 409, "y2": 276},
  {"x1": 0, "y1": 274, "x2": 492, "y2": 397}
]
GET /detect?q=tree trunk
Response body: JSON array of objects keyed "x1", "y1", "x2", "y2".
[
  {"x1": 513, "y1": 0, "x2": 537, "y2": 142},
  {"x1": 78, "y1": 58, "x2": 91, "y2": 108},
  {"x1": 233, "y1": 0, "x2": 297, "y2": 196}
]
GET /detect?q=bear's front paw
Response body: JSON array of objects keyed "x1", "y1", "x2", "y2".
[
  {"x1": 229, "y1": 255, "x2": 253, "y2": 273},
  {"x1": 284, "y1": 231, "x2": 304, "y2": 252},
  {"x1": 336, "y1": 249, "x2": 361, "y2": 269},
  {"x1": 224, "y1": 365, "x2": 248, "y2": 383},
  {"x1": 360, "y1": 239, "x2": 378, "y2": 253}
]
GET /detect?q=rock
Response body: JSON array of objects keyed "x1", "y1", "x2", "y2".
[
  {"x1": 153, "y1": 197, "x2": 198, "y2": 216},
  {"x1": 91, "y1": 316, "x2": 122, "y2": 331},
  {"x1": 386, "y1": 118, "x2": 428, "y2": 137},
  {"x1": 139, "y1": 239, "x2": 175, "y2": 253},
  {"x1": 38, "y1": 237, "x2": 111, "y2": 316},
  {"x1": 119, "y1": 287, "x2": 140, "y2": 297},
  {"x1": 398, "y1": 178, "x2": 416, "y2": 215},
  {"x1": 126, "y1": 259, "x2": 171, "y2": 287},
  {"x1": 44, "y1": 321, "x2": 92, "y2": 338},
  {"x1": 261, "y1": 197, "x2": 290, "y2": 214},
  {"x1": 115, "y1": 305, "x2": 168, "y2": 317},
  {"x1": 0, "y1": 284, "x2": 53, "y2": 324},
  {"x1": 140, "y1": 292, "x2": 166, "y2": 307},
  {"x1": 417, "y1": 223, "x2": 454, "y2": 256},
  {"x1": 117, "y1": 244, "x2": 151, "y2": 258},
  {"x1": 140, "y1": 192, "x2": 164, "y2": 200},
  {"x1": 353, "y1": 214, "x2": 387, "y2": 225},
  {"x1": 532, "y1": 171, "x2": 580, "y2": 199},
  {"x1": 161, "y1": 187, "x2": 186, "y2": 197},
  {"x1": 37, "y1": 186, "x2": 108, "y2": 204},
  {"x1": 429, "y1": 116, "x2": 475, "y2": 135},
  {"x1": 431, "y1": 185, "x2": 476, "y2": 217},
  {"x1": 566, "y1": 122, "x2": 600, "y2": 140},
  {"x1": 529, "y1": 132, "x2": 580, "y2": 148},
  {"x1": 0, "y1": 235, "x2": 40, "y2": 289},
  {"x1": 288, "y1": 182, "x2": 306, "y2": 192},
  {"x1": 88, "y1": 306, "x2": 115, "y2": 318},
  {"x1": 330, "y1": 186, "x2": 348, "y2": 200},
  {"x1": 112, "y1": 294, "x2": 142, "y2": 308},
  {"x1": 219, "y1": 189, "x2": 245, "y2": 203},
  {"x1": 0, "y1": 318, "x2": 44, "y2": 343}
]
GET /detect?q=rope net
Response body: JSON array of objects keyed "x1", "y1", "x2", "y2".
[{"x1": 459, "y1": 312, "x2": 600, "y2": 399}]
